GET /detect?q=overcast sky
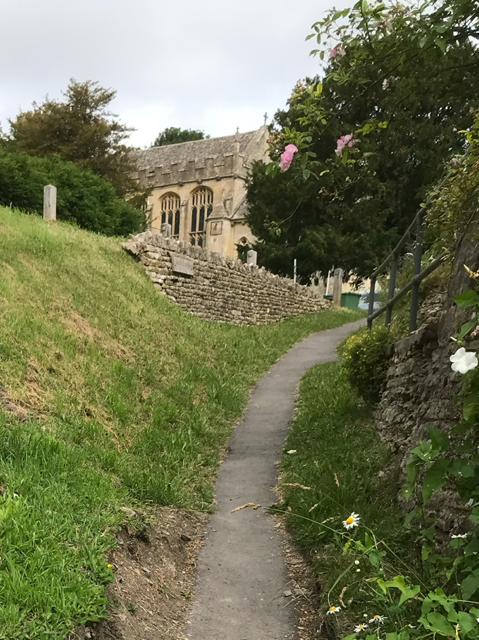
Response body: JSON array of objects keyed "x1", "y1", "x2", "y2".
[{"x1": 1, "y1": 0, "x2": 350, "y2": 148}]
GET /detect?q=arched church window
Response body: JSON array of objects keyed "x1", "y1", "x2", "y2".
[
  {"x1": 160, "y1": 193, "x2": 181, "y2": 238},
  {"x1": 190, "y1": 187, "x2": 213, "y2": 247}
]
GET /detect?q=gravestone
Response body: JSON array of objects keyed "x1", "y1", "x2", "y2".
[
  {"x1": 43, "y1": 185, "x2": 57, "y2": 221},
  {"x1": 246, "y1": 250, "x2": 257, "y2": 266}
]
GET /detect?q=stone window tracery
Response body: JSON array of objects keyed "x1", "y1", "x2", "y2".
[
  {"x1": 190, "y1": 187, "x2": 213, "y2": 247},
  {"x1": 160, "y1": 193, "x2": 181, "y2": 238}
]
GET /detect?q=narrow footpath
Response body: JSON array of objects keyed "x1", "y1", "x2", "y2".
[{"x1": 184, "y1": 319, "x2": 364, "y2": 640}]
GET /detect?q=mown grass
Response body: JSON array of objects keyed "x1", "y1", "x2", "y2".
[
  {"x1": 279, "y1": 362, "x2": 419, "y2": 635},
  {"x1": 0, "y1": 206, "x2": 362, "y2": 638}
]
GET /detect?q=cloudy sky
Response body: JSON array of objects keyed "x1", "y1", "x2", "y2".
[{"x1": 1, "y1": 0, "x2": 349, "y2": 148}]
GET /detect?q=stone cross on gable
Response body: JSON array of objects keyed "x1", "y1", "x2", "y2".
[{"x1": 263, "y1": 112, "x2": 268, "y2": 125}]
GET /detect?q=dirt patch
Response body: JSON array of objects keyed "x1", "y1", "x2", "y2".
[
  {"x1": 0, "y1": 387, "x2": 28, "y2": 422},
  {"x1": 60, "y1": 309, "x2": 135, "y2": 363},
  {"x1": 69, "y1": 507, "x2": 207, "y2": 640}
]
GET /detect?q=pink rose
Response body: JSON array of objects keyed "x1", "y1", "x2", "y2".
[
  {"x1": 336, "y1": 134, "x2": 355, "y2": 155},
  {"x1": 279, "y1": 144, "x2": 298, "y2": 171}
]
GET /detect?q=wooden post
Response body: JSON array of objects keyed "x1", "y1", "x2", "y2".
[
  {"x1": 367, "y1": 275, "x2": 376, "y2": 329},
  {"x1": 43, "y1": 185, "x2": 57, "y2": 221},
  {"x1": 332, "y1": 268, "x2": 343, "y2": 306}
]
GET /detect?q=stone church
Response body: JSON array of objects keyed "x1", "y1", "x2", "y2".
[{"x1": 133, "y1": 125, "x2": 269, "y2": 259}]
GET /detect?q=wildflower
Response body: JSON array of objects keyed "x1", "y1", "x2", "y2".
[
  {"x1": 450, "y1": 347, "x2": 478, "y2": 374},
  {"x1": 279, "y1": 144, "x2": 298, "y2": 171},
  {"x1": 336, "y1": 134, "x2": 356, "y2": 155},
  {"x1": 286, "y1": 449, "x2": 297, "y2": 455},
  {"x1": 369, "y1": 615, "x2": 386, "y2": 624},
  {"x1": 455, "y1": 624, "x2": 461, "y2": 631},
  {"x1": 406, "y1": 624, "x2": 416, "y2": 629},
  {"x1": 355, "y1": 624, "x2": 369, "y2": 633},
  {"x1": 327, "y1": 605, "x2": 341, "y2": 615},
  {"x1": 330, "y1": 44, "x2": 346, "y2": 58},
  {"x1": 354, "y1": 560, "x2": 360, "y2": 565},
  {"x1": 107, "y1": 563, "x2": 113, "y2": 568},
  {"x1": 451, "y1": 533, "x2": 468, "y2": 539},
  {"x1": 343, "y1": 512, "x2": 360, "y2": 530}
]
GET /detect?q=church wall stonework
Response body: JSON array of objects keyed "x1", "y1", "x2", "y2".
[{"x1": 123, "y1": 231, "x2": 330, "y2": 325}]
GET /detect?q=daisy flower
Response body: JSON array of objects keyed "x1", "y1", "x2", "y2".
[
  {"x1": 343, "y1": 512, "x2": 361, "y2": 530},
  {"x1": 369, "y1": 615, "x2": 386, "y2": 624},
  {"x1": 405, "y1": 624, "x2": 416, "y2": 629},
  {"x1": 355, "y1": 624, "x2": 369, "y2": 633},
  {"x1": 451, "y1": 534, "x2": 468, "y2": 539},
  {"x1": 327, "y1": 605, "x2": 341, "y2": 615},
  {"x1": 455, "y1": 625, "x2": 461, "y2": 631}
]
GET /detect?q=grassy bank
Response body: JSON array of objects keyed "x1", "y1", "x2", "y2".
[
  {"x1": 0, "y1": 206, "x2": 362, "y2": 639},
  {"x1": 279, "y1": 362, "x2": 419, "y2": 636}
]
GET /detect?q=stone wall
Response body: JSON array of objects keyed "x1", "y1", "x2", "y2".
[
  {"x1": 123, "y1": 231, "x2": 330, "y2": 325},
  {"x1": 374, "y1": 237, "x2": 479, "y2": 532}
]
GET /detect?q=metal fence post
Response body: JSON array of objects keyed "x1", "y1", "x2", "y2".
[
  {"x1": 367, "y1": 275, "x2": 376, "y2": 329},
  {"x1": 409, "y1": 212, "x2": 424, "y2": 333},
  {"x1": 385, "y1": 254, "x2": 397, "y2": 327}
]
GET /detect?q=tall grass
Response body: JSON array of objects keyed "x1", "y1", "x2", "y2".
[
  {"x1": 0, "y1": 206, "x2": 362, "y2": 638},
  {"x1": 279, "y1": 362, "x2": 417, "y2": 632}
]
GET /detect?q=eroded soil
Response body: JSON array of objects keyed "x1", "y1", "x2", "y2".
[{"x1": 69, "y1": 507, "x2": 207, "y2": 640}]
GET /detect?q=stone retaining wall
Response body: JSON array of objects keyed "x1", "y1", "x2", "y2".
[
  {"x1": 123, "y1": 232, "x2": 330, "y2": 325},
  {"x1": 374, "y1": 237, "x2": 479, "y2": 532}
]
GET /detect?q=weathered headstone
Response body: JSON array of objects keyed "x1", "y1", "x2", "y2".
[
  {"x1": 332, "y1": 268, "x2": 344, "y2": 306},
  {"x1": 246, "y1": 250, "x2": 257, "y2": 266},
  {"x1": 43, "y1": 185, "x2": 57, "y2": 221},
  {"x1": 160, "y1": 223, "x2": 172, "y2": 237}
]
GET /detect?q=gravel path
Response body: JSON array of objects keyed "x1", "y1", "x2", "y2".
[{"x1": 185, "y1": 319, "x2": 364, "y2": 640}]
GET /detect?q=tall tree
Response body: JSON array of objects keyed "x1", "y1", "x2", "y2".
[
  {"x1": 8, "y1": 79, "x2": 136, "y2": 197},
  {"x1": 246, "y1": 1, "x2": 479, "y2": 282},
  {"x1": 153, "y1": 127, "x2": 208, "y2": 147}
]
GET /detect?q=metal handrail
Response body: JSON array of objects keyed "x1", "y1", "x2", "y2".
[{"x1": 366, "y1": 173, "x2": 453, "y2": 332}]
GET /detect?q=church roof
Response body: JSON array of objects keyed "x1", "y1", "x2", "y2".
[{"x1": 134, "y1": 129, "x2": 261, "y2": 172}]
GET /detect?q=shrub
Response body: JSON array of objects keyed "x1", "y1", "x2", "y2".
[
  {"x1": 337, "y1": 324, "x2": 393, "y2": 403},
  {"x1": 0, "y1": 149, "x2": 144, "y2": 236}
]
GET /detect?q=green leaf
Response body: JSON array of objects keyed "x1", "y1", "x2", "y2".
[
  {"x1": 435, "y1": 37, "x2": 447, "y2": 53},
  {"x1": 424, "y1": 612, "x2": 456, "y2": 637},
  {"x1": 458, "y1": 319, "x2": 478, "y2": 340},
  {"x1": 403, "y1": 483, "x2": 413, "y2": 500},
  {"x1": 430, "y1": 428, "x2": 449, "y2": 453},
  {"x1": 422, "y1": 459, "x2": 450, "y2": 503},
  {"x1": 302, "y1": 169, "x2": 312, "y2": 181},
  {"x1": 399, "y1": 584, "x2": 420, "y2": 606},
  {"x1": 461, "y1": 569, "x2": 479, "y2": 599},
  {"x1": 457, "y1": 612, "x2": 476, "y2": 634},
  {"x1": 450, "y1": 459, "x2": 475, "y2": 478},
  {"x1": 405, "y1": 507, "x2": 421, "y2": 526},
  {"x1": 454, "y1": 290, "x2": 479, "y2": 307}
]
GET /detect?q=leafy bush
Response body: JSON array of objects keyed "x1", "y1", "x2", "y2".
[
  {"x1": 0, "y1": 149, "x2": 144, "y2": 236},
  {"x1": 338, "y1": 325, "x2": 393, "y2": 403}
]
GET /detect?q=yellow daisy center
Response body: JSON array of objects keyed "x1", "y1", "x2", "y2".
[
  {"x1": 373, "y1": 616, "x2": 380, "y2": 619},
  {"x1": 346, "y1": 516, "x2": 355, "y2": 524}
]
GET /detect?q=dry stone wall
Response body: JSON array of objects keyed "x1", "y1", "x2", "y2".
[
  {"x1": 123, "y1": 231, "x2": 330, "y2": 325},
  {"x1": 374, "y1": 237, "x2": 479, "y2": 533}
]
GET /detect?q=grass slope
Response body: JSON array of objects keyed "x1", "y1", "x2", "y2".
[{"x1": 0, "y1": 207, "x2": 362, "y2": 639}]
